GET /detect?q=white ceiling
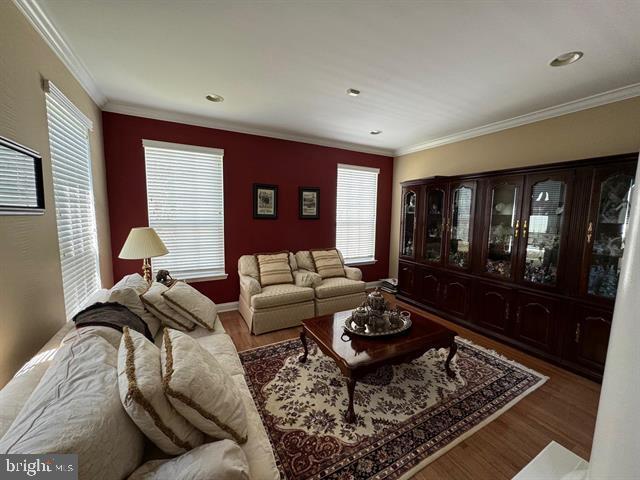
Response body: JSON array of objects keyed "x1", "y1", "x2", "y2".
[{"x1": 29, "y1": 0, "x2": 640, "y2": 155}]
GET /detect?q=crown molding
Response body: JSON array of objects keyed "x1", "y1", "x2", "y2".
[
  {"x1": 103, "y1": 101, "x2": 395, "y2": 157},
  {"x1": 396, "y1": 82, "x2": 640, "y2": 156},
  {"x1": 13, "y1": 0, "x2": 107, "y2": 106}
]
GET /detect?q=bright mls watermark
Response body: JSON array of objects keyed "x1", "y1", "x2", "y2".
[{"x1": 0, "y1": 455, "x2": 77, "y2": 479}]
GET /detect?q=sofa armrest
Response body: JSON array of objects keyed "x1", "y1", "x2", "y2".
[
  {"x1": 239, "y1": 274, "x2": 261, "y2": 298},
  {"x1": 294, "y1": 269, "x2": 322, "y2": 288},
  {"x1": 344, "y1": 266, "x2": 363, "y2": 281}
]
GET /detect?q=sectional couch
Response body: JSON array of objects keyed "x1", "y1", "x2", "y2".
[{"x1": 0, "y1": 283, "x2": 279, "y2": 480}]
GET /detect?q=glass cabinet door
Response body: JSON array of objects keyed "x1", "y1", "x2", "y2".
[
  {"x1": 447, "y1": 183, "x2": 474, "y2": 269},
  {"x1": 400, "y1": 188, "x2": 417, "y2": 258},
  {"x1": 484, "y1": 179, "x2": 522, "y2": 278},
  {"x1": 586, "y1": 171, "x2": 635, "y2": 299},
  {"x1": 423, "y1": 187, "x2": 446, "y2": 263},
  {"x1": 521, "y1": 175, "x2": 569, "y2": 286}
]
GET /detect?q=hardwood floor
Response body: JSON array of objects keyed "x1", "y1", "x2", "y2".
[{"x1": 219, "y1": 295, "x2": 600, "y2": 480}]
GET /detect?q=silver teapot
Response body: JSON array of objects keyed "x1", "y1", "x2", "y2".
[{"x1": 366, "y1": 288, "x2": 387, "y2": 313}]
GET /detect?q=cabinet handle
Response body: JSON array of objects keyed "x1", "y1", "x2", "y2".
[
  {"x1": 523, "y1": 220, "x2": 528, "y2": 237},
  {"x1": 515, "y1": 306, "x2": 521, "y2": 325},
  {"x1": 515, "y1": 220, "x2": 520, "y2": 238},
  {"x1": 505, "y1": 302, "x2": 510, "y2": 320},
  {"x1": 586, "y1": 222, "x2": 593, "y2": 244},
  {"x1": 575, "y1": 322, "x2": 581, "y2": 343}
]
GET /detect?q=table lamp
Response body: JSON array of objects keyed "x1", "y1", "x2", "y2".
[{"x1": 118, "y1": 227, "x2": 169, "y2": 283}]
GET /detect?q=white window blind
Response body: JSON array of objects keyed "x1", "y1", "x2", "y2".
[
  {"x1": 336, "y1": 164, "x2": 379, "y2": 264},
  {"x1": 143, "y1": 140, "x2": 226, "y2": 281},
  {"x1": 45, "y1": 81, "x2": 100, "y2": 319}
]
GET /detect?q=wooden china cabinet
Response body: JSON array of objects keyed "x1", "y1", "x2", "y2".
[{"x1": 397, "y1": 153, "x2": 637, "y2": 381}]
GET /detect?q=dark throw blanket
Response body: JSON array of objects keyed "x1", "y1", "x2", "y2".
[{"x1": 72, "y1": 302, "x2": 153, "y2": 341}]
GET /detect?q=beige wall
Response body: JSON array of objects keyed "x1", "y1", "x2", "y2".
[
  {"x1": 0, "y1": 2, "x2": 112, "y2": 387},
  {"x1": 390, "y1": 97, "x2": 640, "y2": 277}
]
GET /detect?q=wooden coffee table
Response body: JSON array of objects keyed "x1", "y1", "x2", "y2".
[{"x1": 299, "y1": 309, "x2": 458, "y2": 423}]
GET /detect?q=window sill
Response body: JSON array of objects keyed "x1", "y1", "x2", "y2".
[
  {"x1": 345, "y1": 259, "x2": 378, "y2": 266},
  {"x1": 183, "y1": 273, "x2": 228, "y2": 283}
]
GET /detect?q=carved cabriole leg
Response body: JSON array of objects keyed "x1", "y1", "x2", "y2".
[
  {"x1": 445, "y1": 338, "x2": 458, "y2": 378},
  {"x1": 345, "y1": 377, "x2": 357, "y2": 423},
  {"x1": 298, "y1": 329, "x2": 309, "y2": 363}
]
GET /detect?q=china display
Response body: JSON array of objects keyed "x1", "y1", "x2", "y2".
[{"x1": 397, "y1": 153, "x2": 637, "y2": 381}]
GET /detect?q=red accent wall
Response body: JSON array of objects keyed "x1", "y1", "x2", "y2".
[{"x1": 103, "y1": 112, "x2": 393, "y2": 303}]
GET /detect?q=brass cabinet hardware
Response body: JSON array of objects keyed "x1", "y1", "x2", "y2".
[
  {"x1": 514, "y1": 220, "x2": 520, "y2": 238},
  {"x1": 523, "y1": 220, "x2": 528, "y2": 237},
  {"x1": 586, "y1": 221, "x2": 593, "y2": 244},
  {"x1": 575, "y1": 322, "x2": 581, "y2": 343}
]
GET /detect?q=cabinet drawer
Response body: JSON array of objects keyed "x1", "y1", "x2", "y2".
[
  {"x1": 440, "y1": 275, "x2": 472, "y2": 318},
  {"x1": 513, "y1": 292, "x2": 559, "y2": 353},
  {"x1": 398, "y1": 262, "x2": 417, "y2": 297},
  {"x1": 417, "y1": 267, "x2": 445, "y2": 308},
  {"x1": 472, "y1": 281, "x2": 514, "y2": 334},
  {"x1": 564, "y1": 305, "x2": 612, "y2": 375}
]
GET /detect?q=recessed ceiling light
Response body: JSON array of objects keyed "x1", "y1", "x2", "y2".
[
  {"x1": 205, "y1": 94, "x2": 224, "y2": 102},
  {"x1": 550, "y1": 51, "x2": 583, "y2": 67},
  {"x1": 346, "y1": 88, "x2": 361, "y2": 96},
  {"x1": 370, "y1": 130, "x2": 382, "y2": 135}
]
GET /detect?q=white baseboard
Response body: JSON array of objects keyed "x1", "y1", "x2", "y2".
[
  {"x1": 217, "y1": 301, "x2": 239, "y2": 312},
  {"x1": 366, "y1": 280, "x2": 383, "y2": 289}
]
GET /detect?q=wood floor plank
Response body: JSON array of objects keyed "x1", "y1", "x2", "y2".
[{"x1": 219, "y1": 293, "x2": 599, "y2": 480}]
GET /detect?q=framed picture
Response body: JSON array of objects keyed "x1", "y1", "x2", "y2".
[
  {"x1": 299, "y1": 187, "x2": 320, "y2": 219},
  {"x1": 253, "y1": 184, "x2": 278, "y2": 219},
  {"x1": 0, "y1": 136, "x2": 45, "y2": 215}
]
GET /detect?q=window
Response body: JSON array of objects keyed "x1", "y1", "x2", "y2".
[
  {"x1": 0, "y1": 136, "x2": 45, "y2": 214},
  {"x1": 143, "y1": 140, "x2": 226, "y2": 281},
  {"x1": 336, "y1": 164, "x2": 379, "y2": 264},
  {"x1": 45, "y1": 80, "x2": 100, "y2": 319}
]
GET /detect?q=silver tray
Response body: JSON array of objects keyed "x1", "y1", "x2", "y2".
[{"x1": 343, "y1": 315, "x2": 412, "y2": 337}]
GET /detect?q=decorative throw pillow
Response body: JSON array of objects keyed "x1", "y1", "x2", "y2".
[
  {"x1": 110, "y1": 286, "x2": 161, "y2": 337},
  {"x1": 162, "y1": 281, "x2": 217, "y2": 331},
  {"x1": 118, "y1": 327, "x2": 203, "y2": 455},
  {"x1": 255, "y1": 251, "x2": 293, "y2": 287},
  {"x1": 295, "y1": 250, "x2": 315, "y2": 272},
  {"x1": 141, "y1": 282, "x2": 195, "y2": 332},
  {"x1": 310, "y1": 248, "x2": 346, "y2": 279},
  {"x1": 128, "y1": 441, "x2": 250, "y2": 480},
  {"x1": 0, "y1": 334, "x2": 144, "y2": 480},
  {"x1": 161, "y1": 328, "x2": 248, "y2": 444},
  {"x1": 113, "y1": 273, "x2": 149, "y2": 295}
]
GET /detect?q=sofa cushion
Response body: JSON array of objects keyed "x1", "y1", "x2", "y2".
[
  {"x1": 232, "y1": 374, "x2": 280, "y2": 480},
  {"x1": 111, "y1": 286, "x2": 162, "y2": 337},
  {"x1": 295, "y1": 250, "x2": 315, "y2": 272},
  {"x1": 114, "y1": 273, "x2": 149, "y2": 294},
  {"x1": 0, "y1": 333, "x2": 144, "y2": 480},
  {"x1": 293, "y1": 269, "x2": 322, "y2": 288},
  {"x1": 161, "y1": 329, "x2": 248, "y2": 444},
  {"x1": 256, "y1": 252, "x2": 293, "y2": 287},
  {"x1": 250, "y1": 284, "x2": 314, "y2": 309},
  {"x1": 194, "y1": 333, "x2": 244, "y2": 376},
  {"x1": 118, "y1": 327, "x2": 204, "y2": 455},
  {"x1": 238, "y1": 255, "x2": 259, "y2": 279},
  {"x1": 315, "y1": 277, "x2": 366, "y2": 299},
  {"x1": 310, "y1": 248, "x2": 346, "y2": 279},
  {"x1": 141, "y1": 282, "x2": 195, "y2": 331},
  {"x1": 128, "y1": 440, "x2": 250, "y2": 480},
  {"x1": 163, "y1": 281, "x2": 217, "y2": 331}
]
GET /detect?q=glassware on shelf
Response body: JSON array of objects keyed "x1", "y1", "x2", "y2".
[
  {"x1": 587, "y1": 174, "x2": 634, "y2": 298},
  {"x1": 401, "y1": 191, "x2": 416, "y2": 256},
  {"x1": 448, "y1": 186, "x2": 472, "y2": 268},
  {"x1": 522, "y1": 179, "x2": 566, "y2": 286},
  {"x1": 486, "y1": 184, "x2": 518, "y2": 277},
  {"x1": 424, "y1": 189, "x2": 444, "y2": 261}
]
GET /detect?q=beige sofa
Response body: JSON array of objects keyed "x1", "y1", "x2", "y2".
[
  {"x1": 238, "y1": 250, "x2": 366, "y2": 334},
  {"x1": 0, "y1": 289, "x2": 279, "y2": 480}
]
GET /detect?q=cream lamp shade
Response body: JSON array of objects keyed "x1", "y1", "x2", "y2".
[
  {"x1": 119, "y1": 227, "x2": 168, "y2": 282},
  {"x1": 119, "y1": 227, "x2": 168, "y2": 259}
]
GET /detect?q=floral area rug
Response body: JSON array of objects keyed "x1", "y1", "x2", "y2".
[{"x1": 239, "y1": 337, "x2": 547, "y2": 480}]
